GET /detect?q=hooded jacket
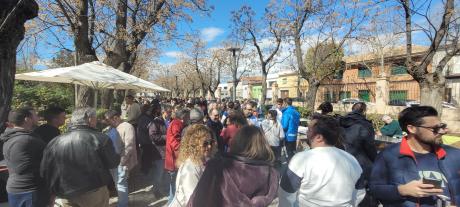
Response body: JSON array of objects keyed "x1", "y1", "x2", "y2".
[
  {"x1": 340, "y1": 111, "x2": 377, "y2": 189},
  {"x1": 281, "y1": 106, "x2": 300, "y2": 142},
  {"x1": 187, "y1": 155, "x2": 279, "y2": 207},
  {"x1": 40, "y1": 125, "x2": 120, "y2": 198},
  {"x1": 1, "y1": 128, "x2": 46, "y2": 193}
]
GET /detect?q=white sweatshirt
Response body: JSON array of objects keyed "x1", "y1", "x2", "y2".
[{"x1": 279, "y1": 147, "x2": 362, "y2": 207}]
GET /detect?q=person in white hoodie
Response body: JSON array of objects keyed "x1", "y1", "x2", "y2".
[
  {"x1": 260, "y1": 109, "x2": 284, "y2": 166},
  {"x1": 279, "y1": 114, "x2": 363, "y2": 207},
  {"x1": 169, "y1": 124, "x2": 216, "y2": 207}
]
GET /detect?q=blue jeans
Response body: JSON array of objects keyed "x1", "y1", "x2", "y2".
[
  {"x1": 117, "y1": 166, "x2": 129, "y2": 207},
  {"x1": 8, "y1": 190, "x2": 46, "y2": 207},
  {"x1": 167, "y1": 171, "x2": 177, "y2": 205}
]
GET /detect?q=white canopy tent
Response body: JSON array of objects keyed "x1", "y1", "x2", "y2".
[{"x1": 15, "y1": 61, "x2": 169, "y2": 106}]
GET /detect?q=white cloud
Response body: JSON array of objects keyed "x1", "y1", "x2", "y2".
[
  {"x1": 164, "y1": 51, "x2": 184, "y2": 59},
  {"x1": 201, "y1": 27, "x2": 225, "y2": 42}
]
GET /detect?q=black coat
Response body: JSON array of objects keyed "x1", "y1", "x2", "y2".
[
  {"x1": 40, "y1": 125, "x2": 120, "y2": 198},
  {"x1": 340, "y1": 112, "x2": 377, "y2": 189},
  {"x1": 206, "y1": 119, "x2": 224, "y2": 153}
]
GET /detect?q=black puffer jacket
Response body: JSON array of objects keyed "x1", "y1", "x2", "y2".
[
  {"x1": 340, "y1": 111, "x2": 377, "y2": 189},
  {"x1": 40, "y1": 125, "x2": 120, "y2": 198}
]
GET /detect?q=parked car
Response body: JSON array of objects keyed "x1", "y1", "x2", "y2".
[
  {"x1": 339, "y1": 98, "x2": 364, "y2": 105},
  {"x1": 389, "y1": 99, "x2": 419, "y2": 107}
]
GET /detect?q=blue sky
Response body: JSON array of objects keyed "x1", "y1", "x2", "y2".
[
  {"x1": 25, "y1": 0, "x2": 442, "y2": 69},
  {"x1": 159, "y1": 0, "x2": 270, "y2": 64}
]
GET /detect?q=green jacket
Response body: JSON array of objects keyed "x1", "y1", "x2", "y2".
[{"x1": 380, "y1": 120, "x2": 403, "y2": 137}]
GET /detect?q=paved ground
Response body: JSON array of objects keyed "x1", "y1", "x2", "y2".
[{"x1": 108, "y1": 167, "x2": 169, "y2": 207}]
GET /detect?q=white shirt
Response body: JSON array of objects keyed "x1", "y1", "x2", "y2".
[
  {"x1": 169, "y1": 159, "x2": 204, "y2": 207},
  {"x1": 279, "y1": 147, "x2": 362, "y2": 207}
]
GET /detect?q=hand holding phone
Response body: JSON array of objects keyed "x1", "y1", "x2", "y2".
[{"x1": 423, "y1": 177, "x2": 442, "y2": 189}]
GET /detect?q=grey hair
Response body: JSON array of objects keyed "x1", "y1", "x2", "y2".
[
  {"x1": 70, "y1": 107, "x2": 97, "y2": 126},
  {"x1": 381, "y1": 115, "x2": 392, "y2": 121},
  {"x1": 175, "y1": 108, "x2": 190, "y2": 120}
]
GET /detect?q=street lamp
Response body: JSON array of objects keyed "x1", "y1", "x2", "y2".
[
  {"x1": 227, "y1": 47, "x2": 241, "y2": 101},
  {"x1": 175, "y1": 75, "x2": 178, "y2": 98}
]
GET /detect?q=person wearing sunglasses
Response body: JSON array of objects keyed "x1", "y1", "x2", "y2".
[
  {"x1": 370, "y1": 106, "x2": 460, "y2": 207},
  {"x1": 169, "y1": 124, "x2": 216, "y2": 207}
]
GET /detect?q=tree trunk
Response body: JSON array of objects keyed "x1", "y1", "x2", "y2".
[
  {"x1": 419, "y1": 78, "x2": 444, "y2": 114},
  {"x1": 304, "y1": 81, "x2": 320, "y2": 112},
  {"x1": 0, "y1": 0, "x2": 38, "y2": 133},
  {"x1": 260, "y1": 72, "x2": 268, "y2": 106},
  {"x1": 74, "y1": 0, "x2": 98, "y2": 107}
]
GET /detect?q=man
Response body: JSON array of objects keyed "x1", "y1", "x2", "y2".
[
  {"x1": 221, "y1": 101, "x2": 234, "y2": 125},
  {"x1": 41, "y1": 107, "x2": 120, "y2": 207},
  {"x1": 279, "y1": 114, "x2": 362, "y2": 207},
  {"x1": 165, "y1": 109, "x2": 190, "y2": 204},
  {"x1": 339, "y1": 102, "x2": 377, "y2": 206},
  {"x1": 104, "y1": 110, "x2": 137, "y2": 207},
  {"x1": 370, "y1": 106, "x2": 460, "y2": 206},
  {"x1": 1, "y1": 108, "x2": 47, "y2": 207},
  {"x1": 281, "y1": 98, "x2": 300, "y2": 160},
  {"x1": 275, "y1": 98, "x2": 284, "y2": 124},
  {"x1": 162, "y1": 105, "x2": 173, "y2": 129},
  {"x1": 207, "y1": 108, "x2": 224, "y2": 153},
  {"x1": 149, "y1": 103, "x2": 168, "y2": 198},
  {"x1": 34, "y1": 106, "x2": 66, "y2": 144},
  {"x1": 243, "y1": 101, "x2": 260, "y2": 127},
  {"x1": 379, "y1": 115, "x2": 403, "y2": 138},
  {"x1": 189, "y1": 108, "x2": 204, "y2": 125},
  {"x1": 122, "y1": 95, "x2": 141, "y2": 125}
]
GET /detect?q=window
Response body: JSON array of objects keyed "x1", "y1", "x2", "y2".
[
  {"x1": 324, "y1": 91, "x2": 338, "y2": 103},
  {"x1": 389, "y1": 90, "x2": 407, "y2": 101},
  {"x1": 358, "y1": 66, "x2": 372, "y2": 78},
  {"x1": 391, "y1": 65, "x2": 408, "y2": 75},
  {"x1": 339, "y1": 91, "x2": 351, "y2": 100},
  {"x1": 445, "y1": 88, "x2": 452, "y2": 103},
  {"x1": 334, "y1": 69, "x2": 344, "y2": 79},
  {"x1": 358, "y1": 90, "x2": 370, "y2": 102},
  {"x1": 280, "y1": 90, "x2": 289, "y2": 98},
  {"x1": 282, "y1": 78, "x2": 287, "y2": 84}
]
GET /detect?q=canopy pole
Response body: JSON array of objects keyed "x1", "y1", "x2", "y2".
[
  {"x1": 74, "y1": 84, "x2": 78, "y2": 107},
  {"x1": 94, "y1": 89, "x2": 98, "y2": 108}
]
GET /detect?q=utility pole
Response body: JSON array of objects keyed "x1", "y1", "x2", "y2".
[{"x1": 227, "y1": 47, "x2": 241, "y2": 101}]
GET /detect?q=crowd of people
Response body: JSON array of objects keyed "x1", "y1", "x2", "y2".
[{"x1": 0, "y1": 95, "x2": 459, "y2": 207}]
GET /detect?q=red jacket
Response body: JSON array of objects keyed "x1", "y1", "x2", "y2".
[{"x1": 164, "y1": 119, "x2": 184, "y2": 171}]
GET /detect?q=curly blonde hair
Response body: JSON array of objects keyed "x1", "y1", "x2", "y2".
[{"x1": 176, "y1": 124, "x2": 216, "y2": 167}]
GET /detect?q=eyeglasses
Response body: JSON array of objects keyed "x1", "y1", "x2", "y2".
[
  {"x1": 416, "y1": 123, "x2": 448, "y2": 134},
  {"x1": 203, "y1": 139, "x2": 214, "y2": 147}
]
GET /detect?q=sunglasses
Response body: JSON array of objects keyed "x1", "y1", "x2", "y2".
[{"x1": 416, "y1": 123, "x2": 448, "y2": 134}]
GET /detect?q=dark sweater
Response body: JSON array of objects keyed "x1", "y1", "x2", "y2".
[
  {"x1": 33, "y1": 124, "x2": 61, "y2": 144},
  {"x1": 0, "y1": 128, "x2": 46, "y2": 193}
]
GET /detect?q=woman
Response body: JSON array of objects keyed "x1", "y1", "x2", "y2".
[
  {"x1": 187, "y1": 125, "x2": 279, "y2": 207},
  {"x1": 220, "y1": 111, "x2": 247, "y2": 151},
  {"x1": 169, "y1": 124, "x2": 216, "y2": 207},
  {"x1": 260, "y1": 110, "x2": 284, "y2": 166}
]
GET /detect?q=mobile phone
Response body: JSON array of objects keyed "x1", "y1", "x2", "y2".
[{"x1": 423, "y1": 177, "x2": 442, "y2": 189}]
